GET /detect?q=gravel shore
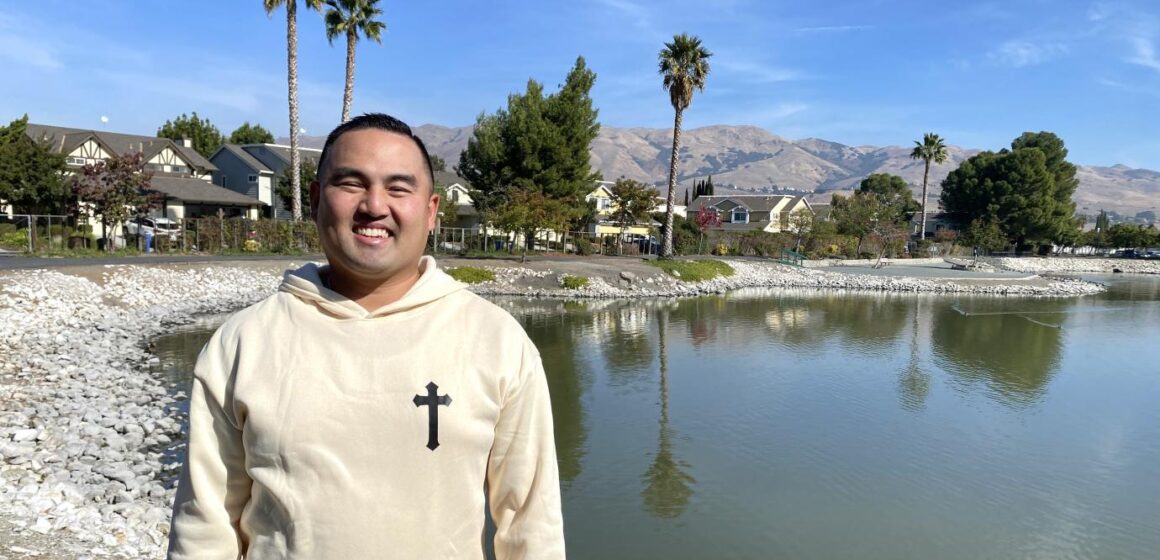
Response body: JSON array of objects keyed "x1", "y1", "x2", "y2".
[
  {"x1": 988, "y1": 256, "x2": 1160, "y2": 275},
  {"x1": 0, "y1": 257, "x2": 1106, "y2": 557}
]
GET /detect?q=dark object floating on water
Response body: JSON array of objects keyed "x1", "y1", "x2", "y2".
[{"x1": 1113, "y1": 268, "x2": 1123, "y2": 273}]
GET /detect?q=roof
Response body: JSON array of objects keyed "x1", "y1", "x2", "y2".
[
  {"x1": 688, "y1": 195, "x2": 796, "y2": 213},
  {"x1": 811, "y1": 203, "x2": 833, "y2": 221},
  {"x1": 242, "y1": 144, "x2": 322, "y2": 166},
  {"x1": 212, "y1": 144, "x2": 273, "y2": 174},
  {"x1": 26, "y1": 123, "x2": 217, "y2": 172},
  {"x1": 434, "y1": 170, "x2": 470, "y2": 189},
  {"x1": 148, "y1": 176, "x2": 265, "y2": 206}
]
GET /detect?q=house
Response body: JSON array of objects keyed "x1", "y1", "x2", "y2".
[
  {"x1": 434, "y1": 170, "x2": 481, "y2": 231},
  {"x1": 23, "y1": 124, "x2": 264, "y2": 237},
  {"x1": 910, "y1": 211, "x2": 954, "y2": 238},
  {"x1": 584, "y1": 181, "x2": 656, "y2": 238},
  {"x1": 686, "y1": 194, "x2": 814, "y2": 233},
  {"x1": 209, "y1": 143, "x2": 322, "y2": 219}
]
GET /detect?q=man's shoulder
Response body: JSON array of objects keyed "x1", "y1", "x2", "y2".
[
  {"x1": 440, "y1": 289, "x2": 527, "y2": 334},
  {"x1": 214, "y1": 290, "x2": 297, "y2": 339}
]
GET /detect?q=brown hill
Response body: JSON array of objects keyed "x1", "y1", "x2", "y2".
[{"x1": 282, "y1": 125, "x2": 1158, "y2": 215}]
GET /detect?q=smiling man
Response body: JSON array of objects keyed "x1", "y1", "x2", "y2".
[{"x1": 168, "y1": 113, "x2": 565, "y2": 559}]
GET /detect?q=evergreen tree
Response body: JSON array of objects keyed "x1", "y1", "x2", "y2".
[
  {"x1": 228, "y1": 122, "x2": 276, "y2": 145},
  {"x1": 157, "y1": 112, "x2": 225, "y2": 158},
  {"x1": 458, "y1": 57, "x2": 601, "y2": 234},
  {"x1": 706, "y1": 175, "x2": 714, "y2": 195},
  {"x1": 0, "y1": 115, "x2": 69, "y2": 214},
  {"x1": 1095, "y1": 210, "x2": 1109, "y2": 232},
  {"x1": 940, "y1": 131, "x2": 1080, "y2": 250}
]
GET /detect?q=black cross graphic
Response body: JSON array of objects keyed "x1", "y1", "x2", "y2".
[{"x1": 413, "y1": 382, "x2": 452, "y2": 451}]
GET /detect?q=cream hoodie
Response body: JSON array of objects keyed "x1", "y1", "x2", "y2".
[{"x1": 169, "y1": 257, "x2": 564, "y2": 559}]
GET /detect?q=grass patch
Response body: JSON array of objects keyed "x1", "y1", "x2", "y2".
[
  {"x1": 446, "y1": 266, "x2": 496, "y2": 284},
  {"x1": 646, "y1": 259, "x2": 734, "y2": 282},
  {"x1": 561, "y1": 275, "x2": 589, "y2": 290}
]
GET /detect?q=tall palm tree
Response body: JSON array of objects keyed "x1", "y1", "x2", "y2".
[
  {"x1": 658, "y1": 33, "x2": 711, "y2": 258},
  {"x1": 322, "y1": 0, "x2": 386, "y2": 123},
  {"x1": 909, "y1": 132, "x2": 949, "y2": 240},
  {"x1": 264, "y1": 0, "x2": 321, "y2": 221}
]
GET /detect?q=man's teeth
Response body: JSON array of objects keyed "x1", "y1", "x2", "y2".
[{"x1": 355, "y1": 227, "x2": 390, "y2": 238}]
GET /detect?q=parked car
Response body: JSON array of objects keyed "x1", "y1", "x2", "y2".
[{"x1": 126, "y1": 217, "x2": 180, "y2": 241}]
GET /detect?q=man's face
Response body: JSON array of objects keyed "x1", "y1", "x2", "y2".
[{"x1": 310, "y1": 128, "x2": 439, "y2": 286}]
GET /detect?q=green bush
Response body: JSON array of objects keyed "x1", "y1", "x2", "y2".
[
  {"x1": 0, "y1": 223, "x2": 16, "y2": 234},
  {"x1": 575, "y1": 238, "x2": 596, "y2": 256},
  {"x1": 561, "y1": 275, "x2": 589, "y2": 289},
  {"x1": 446, "y1": 266, "x2": 496, "y2": 284},
  {"x1": 1, "y1": 230, "x2": 28, "y2": 250},
  {"x1": 646, "y1": 259, "x2": 734, "y2": 282}
]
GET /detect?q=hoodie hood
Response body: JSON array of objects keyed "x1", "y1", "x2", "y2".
[{"x1": 279, "y1": 256, "x2": 467, "y2": 319}]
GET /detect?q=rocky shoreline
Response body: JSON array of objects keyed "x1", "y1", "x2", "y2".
[
  {"x1": 0, "y1": 258, "x2": 1109, "y2": 557},
  {"x1": 988, "y1": 256, "x2": 1160, "y2": 275}
]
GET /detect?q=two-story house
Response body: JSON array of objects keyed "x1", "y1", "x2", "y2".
[
  {"x1": 209, "y1": 143, "x2": 323, "y2": 219},
  {"x1": 584, "y1": 180, "x2": 680, "y2": 238},
  {"x1": 21, "y1": 124, "x2": 265, "y2": 238},
  {"x1": 685, "y1": 194, "x2": 813, "y2": 233}
]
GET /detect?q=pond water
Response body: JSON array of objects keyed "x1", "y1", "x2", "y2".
[{"x1": 151, "y1": 274, "x2": 1160, "y2": 559}]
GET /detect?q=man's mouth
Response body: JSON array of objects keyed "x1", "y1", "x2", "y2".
[{"x1": 354, "y1": 226, "x2": 392, "y2": 239}]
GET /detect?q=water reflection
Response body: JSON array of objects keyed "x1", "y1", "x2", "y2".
[
  {"x1": 641, "y1": 308, "x2": 695, "y2": 519},
  {"x1": 898, "y1": 299, "x2": 932, "y2": 412},
  {"x1": 514, "y1": 303, "x2": 594, "y2": 485},
  {"x1": 932, "y1": 303, "x2": 1066, "y2": 408}
]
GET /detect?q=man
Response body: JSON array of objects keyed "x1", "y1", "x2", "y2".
[{"x1": 169, "y1": 114, "x2": 565, "y2": 559}]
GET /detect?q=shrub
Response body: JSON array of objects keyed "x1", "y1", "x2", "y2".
[
  {"x1": 646, "y1": 259, "x2": 734, "y2": 282},
  {"x1": 561, "y1": 275, "x2": 589, "y2": 289},
  {"x1": 446, "y1": 266, "x2": 496, "y2": 284},
  {"x1": 575, "y1": 238, "x2": 596, "y2": 256}
]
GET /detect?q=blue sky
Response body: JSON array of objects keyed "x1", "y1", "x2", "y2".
[{"x1": 2, "y1": 0, "x2": 1159, "y2": 169}]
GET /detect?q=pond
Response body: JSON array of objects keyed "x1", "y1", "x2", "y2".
[{"x1": 151, "y1": 274, "x2": 1160, "y2": 559}]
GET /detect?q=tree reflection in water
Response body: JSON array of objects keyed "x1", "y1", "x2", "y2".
[
  {"x1": 932, "y1": 301, "x2": 1067, "y2": 408},
  {"x1": 516, "y1": 304, "x2": 593, "y2": 484},
  {"x1": 641, "y1": 307, "x2": 695, "y2": 518}
]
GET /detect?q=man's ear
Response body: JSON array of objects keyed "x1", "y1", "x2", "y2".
[
  {"x1": 309, "y1": 181, "x2": 321, "y2": 221},
  {"x1": 427, "y1": 191, "x2": 441, "y2": 231}
]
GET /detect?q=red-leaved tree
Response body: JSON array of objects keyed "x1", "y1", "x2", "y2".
[{"x1": 72, "y1": 152, "x2": 157, "y2": 252}]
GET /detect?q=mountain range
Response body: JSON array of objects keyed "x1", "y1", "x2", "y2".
[{"x1": 283, "y1": 124, "x2": 1159, "y2": 216}]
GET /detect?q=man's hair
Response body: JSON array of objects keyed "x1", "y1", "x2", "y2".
[{"x1": 316, "y1": 113, "x2": 435, "y2": 190}]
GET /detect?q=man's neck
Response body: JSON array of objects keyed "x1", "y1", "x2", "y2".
[{"x1": 325, "y1": 265, "x2": 423, "y2": 311}]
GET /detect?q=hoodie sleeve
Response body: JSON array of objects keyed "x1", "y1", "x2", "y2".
[
  {"x1": 168, "y1": 331, "x2": 252, "y2": 560},
  {"x1": 487, "y1": 337, "x2": 566, "y2": 560}
]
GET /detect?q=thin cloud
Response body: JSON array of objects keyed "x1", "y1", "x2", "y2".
[
  {"x1": 988, "y1": 40, "x2": 1068, "y2": 67},
  {"x1": 593, "y1": 0, "x2": 663, "y2": 40},
  {"x1": 0, "y1": 34, "x2": 62, "y2": 70},
  {"x1": 717, "y1": 60, "x2": 808, "y2": 83},
  {"x1": 1127, "y1": 35, "x2": 1160, "y2": 71}
]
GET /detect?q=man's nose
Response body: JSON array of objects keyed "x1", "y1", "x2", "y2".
[{"x1": 360, "y1": 185, "x2": 390, "y2": 217}]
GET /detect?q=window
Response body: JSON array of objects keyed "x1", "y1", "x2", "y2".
[
  {"x1": 144, "y1": 163, "x2": 164, "y2": 172},
  {"x1": 248, "y1": 174, "x2": 258, "y2": 184},
  {"x1": 67, "y1": 157, "x2": 86, "y2": 165},
  {"x1": 597, "y1": 198, "x2": 612, "y2": 210},
  {"x1": 171, "y1": 165, "x2": 190, "y2": 175},
  {"x1": 450, "y1": 190, "x2": 460, "y2": 203},
  {"x1": 732, "y1": 207, "x2": 749, "y2": 223}
]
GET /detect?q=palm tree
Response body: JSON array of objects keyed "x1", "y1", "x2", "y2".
[
  {"x1": 322, "y1": 0, "x2": 386, "y2": 123},
  {"x1": 909, "y1": 132, "x2": 949, "y2": 240},
  {"x1": 658, "y1": 33, "x2": 711, "y2": 258},
  {"x1": 264, "y1": 0, "x2": 321, "y2": 221}
]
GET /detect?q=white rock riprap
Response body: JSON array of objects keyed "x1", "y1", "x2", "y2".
[
  {"x1": 990, "y1": 257, "x2": 1160, "y2": 275},
  {"x1": 471, "y1": 260, "x2": 1105, "y2": 299},
  {"x1": 1, "y1": 266, "x2": 282, "y2": 558}
]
